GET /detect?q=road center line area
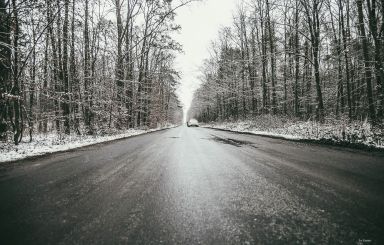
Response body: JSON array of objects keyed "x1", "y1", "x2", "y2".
[{"x1": 0, "y1": 126, "x2": 383, "y2": 244}]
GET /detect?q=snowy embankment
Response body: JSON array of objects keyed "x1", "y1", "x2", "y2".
[
  {"x1": 0, "y1": 125, "x2": 177, "y2": 163},
  {"x1": 202, "y1": 116, "x2": 384, "y2": 149}
]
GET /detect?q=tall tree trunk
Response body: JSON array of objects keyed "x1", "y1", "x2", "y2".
[
  {"x1": 0, "y1": 0, "x2": 11, "y2": 139},
  {"x1": 12, "y1": 0, "x2": 22, "y2": 145},
  {"x1": 70, "y1": 0, "x2": 80, "y2": 135},
  {"x1": 301, "y1": 0, "x2": 325, "y2": 122},
  {"x1": 42, "y1": 31, "x2": 49, "y2": 133},
  {"x1": 329, "y1": 3, "x2": 344, "y2": 117},
  {"x1": 283, "y1": 4, "x2": 288, "y2": 115},
  {"x1": 260, "y1": 15, "x2": 268, "y2": 114},
  {"x1": 339, "y1": 0, "x2": 352, "y2": 119},
  {"x1": 84, "y1": 0, "x2": 92, "y2": 133},
  {"x1": 63, "y1": 0, "x2": 70, "y2": 134},
  {"x1": 239, "y1": 9, "x2": 248, "y2": 118},
  {"x1": 357, "y1": 0, "x2": 376, "y2": 122},
  {"x1": 266, "y1": 0, "x2": 277, "y2": 114},
  {"x1": 56, "y1": 0, "x2": 63, "y2": 132},
  {"x1": 303, "y1": 41, "x2": 312, "y2": 118},
  {"x1": 366, "y1": 0, "x2": 384, "y2": 119},
  {"x1": 294, "y1": 1, "x2": 300, "y2": 117},
  {"x1": 115, "y1": 0, "x2": 124, "y2": 128},
  {"x1": 250, "y1": 27, "x2": 258, "y2": 115},
  {"x1": 29, "y1": 15, "x2": 36, "y2": 141},
  {"x1": 137, "y1": 19, "x2": 149, "y2": 127},
  {"x1": 125, "y1": 0, "x2": 134, "y2": 128}
]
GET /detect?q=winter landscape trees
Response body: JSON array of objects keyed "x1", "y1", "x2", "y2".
[
  {"x1": 0, "y1": 0, "x2": 187, "y2": 145},
  {"x1": 1, "y1": 0, "x2": 384, "y2": 148},
  {"x1": 189, "y1": 0, "x2": 384, "y2": 132}
]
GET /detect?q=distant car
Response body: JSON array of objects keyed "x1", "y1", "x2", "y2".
[{"x1": 187, "y1": 119, "x2": 199, "y2": 127}]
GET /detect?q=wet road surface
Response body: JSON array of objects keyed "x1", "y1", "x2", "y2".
[{"x1": 0, "y1": 126, "x2": 384, "y2": 244}]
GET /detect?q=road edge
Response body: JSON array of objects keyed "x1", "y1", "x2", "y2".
[
  {"x1": 0, "y1": 126, "x2": 179, "y2": 165},
  {"x1": 203, "y1": 126, "x2": 384, "y2": 153}
]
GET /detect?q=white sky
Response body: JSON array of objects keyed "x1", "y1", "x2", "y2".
[{"x1": 173, "y1": 0, "x2": 238, "y2": 116}]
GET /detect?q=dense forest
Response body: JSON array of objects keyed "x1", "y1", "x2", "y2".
[
  {"x1": 189, "y1": 0, "x2": 384, "y2": 128},
  {"x1": 0, "y1": 0, "x2": 188, "y2": 145}
]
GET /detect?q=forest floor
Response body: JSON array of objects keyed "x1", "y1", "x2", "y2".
[
  {"x1": 0, "y1": 124, "x2": 177, "y2": 163},
  {"x1": 202, "y1": 115, "x2": 384, "y2": 150}
]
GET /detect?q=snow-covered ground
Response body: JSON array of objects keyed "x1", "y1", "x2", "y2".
[
  {"x1": 202, "y1": 116, "x2": 384, "y2": 149},
  {"x1": 0, "y1": 125, "x2": 177, "y2": 163}
]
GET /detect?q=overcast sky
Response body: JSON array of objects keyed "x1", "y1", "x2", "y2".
[{"x1": 173, "y1": 0, "x2": 238, "y2": 115}]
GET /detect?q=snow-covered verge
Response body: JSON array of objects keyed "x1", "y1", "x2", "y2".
[
  {"x1": 202, "y1": 116, "x2": 384, "y2": 150},
  {"x1": 0, "y1": 124, "x2": 177, "y2": 163}
]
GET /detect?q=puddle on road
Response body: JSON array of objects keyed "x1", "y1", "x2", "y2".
[{"x1": 210, "y1": 135, "x2": 258, "y2": 148}]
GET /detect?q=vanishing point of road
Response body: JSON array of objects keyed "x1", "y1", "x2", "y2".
[{"x1": 0, "y1": 126, "x2": 383, "y2": 244}]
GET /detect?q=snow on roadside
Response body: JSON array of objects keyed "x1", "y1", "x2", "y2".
[
  {"x1": 202, "y1": 117, "x2": 384, "y2": 149},
  {"x1": 0, "y1": 125, "x2": 177, "y2": 163}
]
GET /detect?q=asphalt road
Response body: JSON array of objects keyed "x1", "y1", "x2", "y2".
[{"x1": 0, "y1": 126, "x2": 384, "y2": 244}]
